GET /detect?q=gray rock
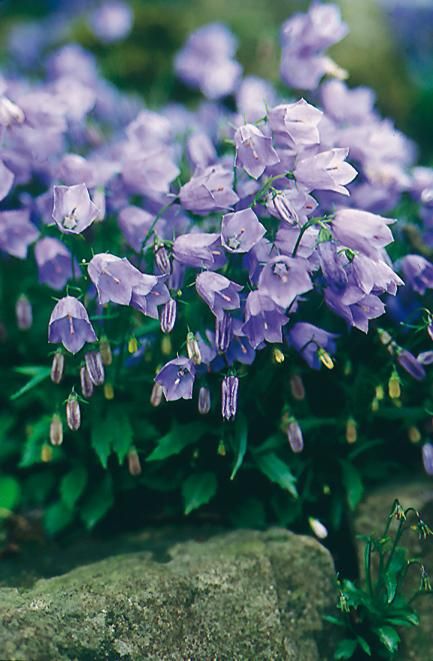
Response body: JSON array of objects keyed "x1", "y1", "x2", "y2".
[
  {"x1": 355, "y1": 479, "x2": 433, "y2": 661},
  {"x1": 0, "y1": 528, "x2": 339, "y2": 660}
]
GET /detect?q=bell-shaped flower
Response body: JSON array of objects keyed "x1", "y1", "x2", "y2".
[
  {"x1": 332, "y1": 209, "x2": 395, "y2": 258},
  {"x1": 48, "y1": 296, "x2": 97, "y2": 354},
  {"x1": 173, "y1": 232, "x2": 226, "y2": 270},
  {"x1": 52, "y1": 183, "x2": 99, "y2": 234},
  {"x1": 234, "y1": 124, "x2": 279, "y2": 179},
  {"x1": 221, "y1": 208, "x2": 266, "y2": 253},
  {"x1": 399, "y1": 255, "x2": 433, "y2": 295},
  {"x1": 288, "y1": 322, "x2": 338, "y2": 370},
  {"x1": 196, "y1": 271, "x2": 242, "y2": 320},
  {"x1": 155, "y1": 356, "x2": 195, "y2": 401},
  {"x1": 130, "y1": 274, "x2": 170, "y2": 319},
  {"x1": 34, "y1": 237, "x2": 74, "y2": 290},
  {"x1": 294, "y1": 148, "x2": 357, "y2": 196},
  {"x1": 88, "y1": 253, "x2": 143, "y2": 305},
  {"x1": 258, "y1": 255, "x2": 313, "y2": 308},
  {"x1": 0, "y1": 209, "x2": 38, "y2": 259},
  {"x1": 242, "y1": 291, "x2": 289, "y2": 349},
  {"x1": 179, "y1": 164, "x2": 239, "y2": 214},
  {"x1": 268, "y1": 99, "x2": 322, "y2": 149}
]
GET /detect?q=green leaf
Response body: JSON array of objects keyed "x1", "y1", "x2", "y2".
[
  {"x1": 385, "y1": 547, "x2": 406, "y2": 604},
  {"x1": 230, "y1": 414, "x2": 247, "y2": 480},
  {"x1": 254, "y1": 452, "x2": 298, "y2": 498},
  {"x1": 182, "y1": 472, "x2": 217, "y2": 515},
  {"x1": 80, "y1": 474, "x2": 113, "y2": 529},
  {"x1": 147, "y1": 421, "x2": 206, "y2": 462},
  {"x1": 334, "y1": 639, "x2": 357, "y2": 659},
  {"x1": 10, "y1": 367, "x2": 51, "y2": 401},
  {"x1": 356, "y1": 636, "x2": 371, "y2": 656},
  {"x1": 0, "y1": 476, "x2": 21, "y2": 511},
  {"x1": 322, "y1": 614, "x2": 345, "y2": 627},
  {"x1": 19, "y1": 416, "x2": 52, "y2": 467},
  {"x1": 60, "y1": 467, "x2": 88, "y2": 510},
  {"x1": 44, "y1": 501, "x2": 74, "y2": 535},
  {"x1": 91, "y1": 416, "x2": 113, "y2": 468},
  {"x1": 387, "y1": 612, "x2": 419, "y2": 627},
  {"x1": 111, "y1": 411, "x2": 133, "y2": 464},
  {"x1": 375, "y1": 626, "x2": 400, "y2": 654},
  {"x1": 340, "y1": 460, "x2": 364, "y2": 511}
]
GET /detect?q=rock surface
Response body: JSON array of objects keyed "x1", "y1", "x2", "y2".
[
  {"x1": 0, "y1": 527, "x2": 339, "y2": 660},
  {"x1": 355, "y1": 478, "x2": 433, "y2": 661}
]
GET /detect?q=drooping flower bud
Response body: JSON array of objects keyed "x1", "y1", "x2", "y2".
[
  {"x1": 41, "y1": 444, "x2": 53, "y2": 462},
  {"x1": 160, "y1": 299, "x2": 177, "y2": 334},
  {"x1": 128, "y1": 448, "x2": 142, "y2": 476},
  {"x1": 318, "y1": 347, "x2": 334, "y2": 369},
  {"x1": 345, "y1": 417, "x2": 357, "y2": 444},
  {"x1": 221, "y1": 375, "x2": 239, "y2": 421},
  {"x1": 215, "y1": 313, "x2": 233, "y2": 353},
  {"x1": 161, "y1": 335, "x2": 172, "y2": 355},
  {"x1": 287, "y1": 418, "x2": 304, "y2": 453},
  {"x1": 422, "y1": 443, "x2": 433, "y2": 476},
  {"x1": 104, "y1": 382, "x2": 114, "y2": 400},
  {"x1": 150, "y1": 382, "x2": 163, "y2": 407},
  {"x1": 128, "y1": 336, "x2": 138, "y2": 354},
  {"x1": 408, "y1": 426, "x2": 421, "y2": 444},
  {"x1": 80, "y1": 365, "x2": 94, "y2": 398},
  {"x1": 16, "y1": 294, "x2": 32, "y2": 330},
  {"x1": 66, "y1": 393, "x2": 81, "y2": 431},
  {"x1": 273, "y1": 347, "x2": 285, "y2": 364},
  {"x1": 50, "y1": 350, "x2": 65, "y2": 384},
  {"x1": 50, "y1": 413, "x2": 63, "y2": 446},
  {"x1": 388, "y1": 369, "x2": 401, "y2": 399},
  {"x1": 99, "y1": 336, "x2": 112, "y2": 366},
  {"x1": 186, "y1": 331, "x2": 202, "y2": 365},
  {"x1": 217, "y1": 439, "x2": 226, "y2": 456},
  {"x1": 420, "y1": 567, "x2": 433, "y2": 593},
  {"x1": 308, "y1": 517, "x2": 328, "y2": 539},
  {"x1": 290, "y1": 374, "x2": 305, "y2": 401},
  {"x1": 85, "y1": 350, "x2": 105, "y2": 386},
  {"x1": 378, "y1": 328, "x2": 393, "y2": 346},
  {"x1": 154, "y1": 243, "x2": 171, "y2": 275},
  {"x1": 397, "y1": 349, "x2": 426, "y2": 381},
  {"x1": 198, "y1": 386, "x2": 211, "y2": 415}
]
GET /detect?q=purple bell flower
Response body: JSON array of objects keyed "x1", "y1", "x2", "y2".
[
  {"x1": 130, "y1": 274, "x2": 170, "y2": 319},
  {"x1": 288, "y1": 322, "x2": 338, "y2": 370},
  {"x1": 52, "y1": 183, "x2": 100, "y2": 234},
  {"x1": 332, "y1": 209, "x2": 395, "y2": 258},
  {"x1": 266, "y1": 184, "x2": 317, "y2": 225},
  {"x1": 0, "y1": 209, "x2": 38, "y2": 259},
  {"x1": 221, "y1": 208, "x2": 266, "y2": 253},
  {"x1": 268, "y1": 99, "x2": 322, "y2": 149},
  {"x1": 48, "y1": 296, "x2": 97, "y2": 355},
  {"x1": 118, "y1": 206, "x2": 154, "y2": 253},
  {"x1": 294, "y1": 148, "x2": 357, "y2": 196},
  {"x1": 242, "y1": 291, "x2": 289, "y2": 349},
  {"x1": 173, "y1": 233, "x2": 226, "y2": 270},
  {"x1": 160, "y1": 299, "x2": 177, "y2": 333},
  {"x1": 325, "y1": 287, "x2": 385, "y2": 333},
  {"x1": 397, "y1": 350, "x2": 426, "y2": 381},
  {"x1": 234, "y1": 124, "x2": 279, "y2": 179},
  {"x1": 186, "y1": 132, "x2": 217, "y2": 169},
  {"x1": 179, "y1": 165, "x2": 239, "y2": 214},
  {"x1": 258, "y1": 255, "x2": 313, "y2": 308},
  {"x1": 155, "y1": 356, "x2": 196, "y2": 401},
  {"x1": 400, "y1": 255, "x2": 433, "y2": 295},
  {"x1": 88, "y1": 254, "x2": 142, "y2": 305},
  {"x1": 196, "y1": 271, "x2": 242, "y2": 320},
  {"x1": 34, "y1": 237, "x2": 74, "y2": 290}
]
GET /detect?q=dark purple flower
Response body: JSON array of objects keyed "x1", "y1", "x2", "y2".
[
  {"x1": 268, "y1": 100, "x2": 322, "y2": 148},
  {"x1": 88, "y1": 254, "x2": 142, "y2": 305},
  {"x1": 294, "y1": 149, "x2": 357, "y2": 196},
  {"x1": 155, "y1": 356, "x2": 196, "y2": 401},
  {"x1": 288, "y1": 322, "x2": 338, "y2": 370},
  {"x1": 397, "y1": 350, "x2": 426, "y2": 381},
  {"x1": 221, "y1": 208, "x2": 266, "y2": 253},
  {"x1": 85, "y1": 350, "x2": 105, "y2": 386},
  {"x1": 52, "y1": 183, "x2": 99, "y2": 234},
  {"x1": 332, "y1": 209, "x2": 395, "y2": 258},
  {"x1": 242, "y1": 291, "x2": 288, "y2": 349},
  {"x1": 48, "y1": 296, "x2": 97, "y2": 355},
  {"x1": 34, "y1": 237, "x2": 74, "y2": 290},
  {"x1": 196, "y1": 271, "x2": 242, "y2": 320},
  {"x1": 422, "y1": 443, "x2": 433, "y2": 477},
  {"x1": 221, "y1": 375, "x2": 239, "y2": 420},
  {"x1": 173, "y1": 233, "x2": 226, "y2": 270},
  {"x1": 400, "y1": 255, "x2": 433, "y2": 295},
  {"x1": 258, "y1": 255, "x2": 313, "y2": 308},
  {"x1": 179, "y1": 165, "x2": 239, "y2": 214},
  {"x1": 234, "y1": 123, "x2": 279, "y2": 179},
  {"x1": 0, "y1": 209, "x2": 38, "y2": 259}
]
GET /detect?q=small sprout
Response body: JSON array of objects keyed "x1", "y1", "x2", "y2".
[
  {"x1": 416, "y1": 517, "x2": 433, "y2": 541},
  {"x1": 389, "y1": 500, "x2": 406, "y2": 521},
  {"x1": 420, "y1": 566, "x2": 433, "y2": 593}
]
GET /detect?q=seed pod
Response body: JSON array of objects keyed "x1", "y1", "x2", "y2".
[
  {"x1": 50, "y1": 350, "x2": 65, "y2": 384},
  {"x1": 287, "y1": 418, "x2": 304, "y2": 453},
  {"x1": 128, "y1": 448, "x2": 142, "y2": 476},
  {"x1": 186, "y1": 332, "x2": 202, "y2": 365},
  {"x1": 85, "y1": 350, "x2": 105, "y2": 386},
  {"x1": 290, "y1": 374, "x2": 305, "y2": 401},
  {"x1": 198, "y1": 386, "x2": 211, "y2": 415},
  {"x1": 150, "y1": 382, "x2": 163, "y2": 407},
  {"x1": 160, "y1": 299, "x2": 177, "y2": 334},
  {"x1": 273, "y1": 347, "x2": 285, "y2": 364},
  {"x1": 104, "y1": 383, "x2": 114, "y2": 400},
  {"x1": 99, "y1": 336, "x2": 112, "y2": 366},
  {"x1": 66, "y1": 394, "x2": 81, "y2": 431},
  {"x1": 128, "y1": 336, "x2": 138, "y2": 354},
  {"x1": 154, "y1": 244, "x2": 171, "y2": 275},
  {"x1": 215, "y1": 314, "x2": 232, "y2": 353},
  {"x1": 16, "y1": 294, "x2": 32, "y2": 330},
  {"x1": 50, "y1": 413, "x2": 63, "y2": 446},
  {"x1": 308, "y1": 517, "x2": 328, "y2": 540},
  {"x1": 80, "y1": 365, "x2": 94, "y2": 398},
  {"x1": 345, "y1": 417, "x2": 357, "y2": 444},
  {"x1": 221, "y1": 375, "x2": 239, "y2": 421},
  {"x1": 388, "y1": 370, "x2": 401, "y2": 399},
  {"x1": 422, "y1": 443, "x2": 433, "y2": 476}
]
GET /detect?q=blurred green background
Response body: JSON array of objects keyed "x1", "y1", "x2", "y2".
[{"x1": 1, "y1": 0, "x2": 433, "y2": 159}]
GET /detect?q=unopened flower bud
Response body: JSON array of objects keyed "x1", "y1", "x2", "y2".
[
  {"x1": 198, "y1": 386, "x2": 211, "y2": 415},
  {"x1": 160, "y1": 299, "x2": 177, "y2": 334},
  {"x1": 287, "y1": 418, "x2": 304, "y2": 453},
  {"x1": 217, "y1": 439, "x2": 226, "y2": 456},
  {"x1": 215, "y1": 314, "x2": 233, "y2": 353},
  {"x1": 154, "y1": 244, "x2": 171, "y2": 275},
  {"x1": 16, "y1": 294, "x2": 32, "y2": 330},
  {"x1": 389, "y1": 500, "x2": 406, "y2": 521},
  {"x1": 161, "y1": 335, "x2": 172, "y2": 355},
  {"x1": 186, "y1": 331, "x2": 201, "y2": 365},
  {"x1": 99, "y1": 336, "x2": 112, "y2": 365},
  {"x1": 375, "y1": 385, "x2": 384, "y2": 401},
  {"x1": 150, "y1": 382, "x2": 163, "y2": 407},
  {"x1": 128, "y1": 448, "x2": 142, "y2": 476},
  {"x1": 128, "y1": 336, "x2": 138, "y2": 354},
  {"x1": 422, "y1": 443, "x2": 433, "y2": 476},
  {"x1": 41, "y1": 444, "x2": 53, "y2": 462},
  {"x1": 290, "y1": 374, "x2": 305, "y2": 401},
  {"x1": 221, "y1": 375, "x2": 239, "y2": 421},
  {"x1": 345, "y1": 417, "x2": 357, "y2": 444},
  {"x1": 80, "y1": 365, "x2": 94, "y2": 398},
  {"x1": 50, "y1": 350, "x2": 65, "y2": 384},
  {"x1": 421, "y1": 567, "x2": 433, "y2": 592},
  {"x1": 273, "y1": 347, "x2": 285, "y2": 364},
  {"x1": 408, "y1": 426, "x2": 421, "y2": 444},
  {"x1": 378, "y1": 328, "x2": 392, "y2": 346},
  {"x1": 388, "y1": 370, "x2": 401, "y2": 399},
  {"x1": 318, "y1": 348, "x2": 334, "y2": 369},
  {"x1": 85, "y1": 351, "x2": 105, "y2": 386},
  {"x1": 50, "y1": 413, "x2": 63, "y2": 446},
  {"x1": 104, "y1": 382, "x2": 114, "y2": 400},
  {"x1": 417, "y1": 518, "x2": 433, "y2": 540},
  {"x1": 66, "y1": 393, "x2": 81, "y2": 431},
  {"x1": 308, "y1": 516, "x2": 328, "y2": 539}
]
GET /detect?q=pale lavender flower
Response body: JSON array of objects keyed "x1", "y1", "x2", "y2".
[
  {"x1": 332, "y1": 209, "x2": 395, "y2": 258},
  {"x1": 0, "y1": 209, "x2": 38, "y2": 258},
  {"x1": 80, "y1": 365, "x2": 94, "y2": 398},
  {"x1": 325, "y1": 288, "x2": 385, "y2": 333},
  {"x1": 130, "y1": 274, "x2": 170, "y2": 319},
  {"x1": 234, "y1": 124, "x2": 279, "y2": 179},
  {"x1": 198, "y1": 386, "x2": 211, "y2": 414},
  {"x1": 16, "y1": 294, "x2": 32, "y2": 330},
  {"x1": 186, "y1": 132, "x2": 217, "y2": 169},
  {"x1": 321, "y1": 79, "x2": 375, "y2": 124},
  {"x1": 400, "y1": 255, "x2": 433, "y2": 295},
  {"x1": 236, "y1": 75, "x2": 276, "y2": 123},
  {"x1": 155, "y1": 357, "x2": 195, "y2": 401},
  {"x1": 268, "y1": 100, "x2": 322, "y2": 148},
  {"x1": 88, "y1": 254, "x2": 142, "y2": 305},
  {"x1": 118, "y1": 206, "x2": 154, "y2": 252},
  {"x1": 179, "y1": 164, "x2": 239, "y2": 214},
  {"x1": 52, "y1": 183, "x2": 99, "y2": 234},
  {"x1": 48, "y1": 296, "x2": 97, "y2": 355},
  {"x1": 221, "y1": 208, "x2": 266, "y2": 253},
  {"x1": 294, "y1": 148, "x2": 357, "y2": 196},
  {"x1": 221, "y1": 375, "x2": 239, "y2": 420},
  {"x1": 196, "y1": 271, "x2": 242, "y2": 320},
  {"x1": 351, "y1": 253, "x2": 403, "y2": 296},
  {"x1": 89, "y1": 1, "x2": 133, "y2": 43},
  {"x1": 258, "y1": 255, "x2": 313, "y2": 308},
  {"x1": 34, "y1": 237, "x2": 74, "y2": 290},
  {"x1": 242, "y1": 291, "x2": 289, "y2": 349},
  {"x1": 122, "y1": 148, "x2": 179, "y2": 197},
  {"x1": 422, "y1": 443, "x2": 433, "y2": 477},
  {"x1": 0, "y1": 160, "x2": 14, "y2": 202},
  {"x1": 266, "y1": 185, "x2": 317, "y2": 225},
  {"x1": 173, "y1": 233, "x2": 226, "y2": 270}
]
